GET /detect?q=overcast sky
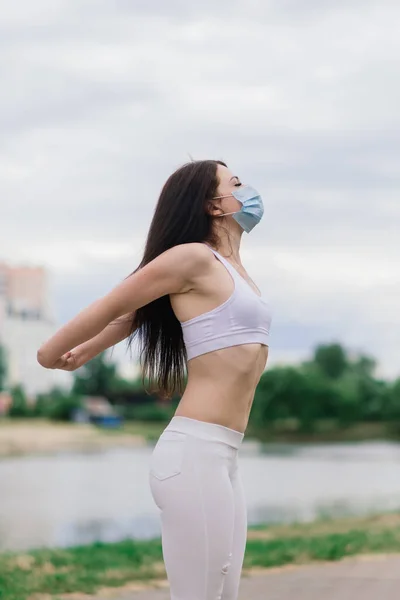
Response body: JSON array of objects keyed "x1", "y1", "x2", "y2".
[{"x1": 1, "y1": 0, "x2": 399, "y2": 380}]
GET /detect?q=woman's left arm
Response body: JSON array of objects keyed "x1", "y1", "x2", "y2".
[{"x1": 37, "y1": 296, "x2": 124, "y2": 369}]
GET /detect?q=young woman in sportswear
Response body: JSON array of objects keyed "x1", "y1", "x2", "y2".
[{"x1": 37, "y1": 159, "x2": 272, "y2": 600}]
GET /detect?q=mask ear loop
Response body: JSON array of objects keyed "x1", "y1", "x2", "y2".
[
  {"x1": 212, "y1": 193, "x2": 240, "y2": 217},
  {"x1": 215, "y1": 211, "x2": 238, "y2": 217}
]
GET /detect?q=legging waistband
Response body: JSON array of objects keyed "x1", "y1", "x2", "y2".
[{"x1": 163, "y1": 416, "x2": 244, "y2": 449}]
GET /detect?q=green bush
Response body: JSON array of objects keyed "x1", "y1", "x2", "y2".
[
  {"x1": 122, "y1": 402, "x2": 175, "y2": 422},
  {"x1": 0, "y1": 344, "x2": 8, "y2": 392},
  {"x1": 8, "y1": 384, "x2": 33, "y2": 418},
  {"x1": 34, "y1": 387, "x2": 83, "y2": 421},
  {"x1": 383, "y1": 378, "x2": 400, "y2": 420}
]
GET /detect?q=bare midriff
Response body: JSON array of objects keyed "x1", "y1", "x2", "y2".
[{"x1": 174, "y1": 343, "x2": 269, "y2": 433}]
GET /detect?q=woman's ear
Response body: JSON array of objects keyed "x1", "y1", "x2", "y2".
[{"x1": 207, "y1": 199, "x2": 224, "y2": 217}]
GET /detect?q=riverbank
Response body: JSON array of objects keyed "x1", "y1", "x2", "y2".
[
  {"x1": 1, "y1": 418, "x2": 399, "y2": 459},
  {"x1": 1, "y1": 512, "x2": 400, "y2": 599},
  {"x1": 247, "y1": 420, "x2": 400, "y2": 443},
  {"x1": 0, "y1": 419, "x2": 148, "y2": 458}
]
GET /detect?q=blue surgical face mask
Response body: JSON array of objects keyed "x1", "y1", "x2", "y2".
[{"x1": 213, "y1": 184, "x2": 264, "y2": 233}]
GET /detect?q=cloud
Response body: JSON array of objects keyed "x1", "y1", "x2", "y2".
[{"x1": 0, "y1": 0, "x2": 399, "y2": 380}]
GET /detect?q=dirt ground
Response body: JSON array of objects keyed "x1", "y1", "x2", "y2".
[
  {"x1": 35, "y1": 554, "x2": 400, "y2": 600},
  {"x1": 0, "y1": 420, "x2": 147, "y2": 457}
]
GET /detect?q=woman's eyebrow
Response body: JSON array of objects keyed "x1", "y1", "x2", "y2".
[{"x1": 229, "y1": 175, "x2": 239, "y2": 181}]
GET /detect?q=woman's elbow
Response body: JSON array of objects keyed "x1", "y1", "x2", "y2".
[{"x1": 37, "y1": 349, "x2": 52, "y2": 368}]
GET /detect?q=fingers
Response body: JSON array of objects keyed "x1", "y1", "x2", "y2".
[
  {"x1": 63, "y1": 355, "x2": 77, "y2": 371},
  {"x1": 50, "y1": 352, "x2": 77, "y2": 371}
]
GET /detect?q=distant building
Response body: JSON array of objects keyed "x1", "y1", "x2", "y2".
[{"x1": 0, "y1": 262, "x2": 72, "y2": 398}]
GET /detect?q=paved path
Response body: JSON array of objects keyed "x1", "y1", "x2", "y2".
[{"x1": 103, "y1": 554, "x2": 400, "y2": 600}]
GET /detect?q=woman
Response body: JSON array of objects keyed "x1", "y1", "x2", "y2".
[{"x1": 37, "y1": 159, "x2": 272, "y2": 600}]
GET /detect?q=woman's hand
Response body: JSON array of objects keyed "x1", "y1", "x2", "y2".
[
  {"x1": 37, "y1": 242, "x2": 208, "y2": 368},
  {"x1": 41, "y1": 314, "x2": 135, "y2": 372},
  {"x1": 48, "y1": 351, "x2": 80, "y2": 371}
]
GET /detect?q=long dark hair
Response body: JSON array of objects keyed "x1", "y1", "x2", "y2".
[{"x1": 124, "y1": 159, "x2": 227, "y2": 398}]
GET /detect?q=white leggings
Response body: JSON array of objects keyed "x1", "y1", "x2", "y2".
[{"x1": 149, "y1": 416, "x2": 247, "y2": 600}]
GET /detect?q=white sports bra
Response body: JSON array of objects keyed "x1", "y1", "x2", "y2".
[{"x1": 179, "y1": 244, "x2": 272, "y2": 361}]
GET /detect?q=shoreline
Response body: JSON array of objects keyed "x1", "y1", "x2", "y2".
[
  {"x1": 0, "y1": 419, "x2": 148, "y2": 459},
  {"x1": 1, "y1": 419, "x2": 399, "y2": 459},
  {"x1": 2, "y1": 511, "x2": 400, "y2": 599}
]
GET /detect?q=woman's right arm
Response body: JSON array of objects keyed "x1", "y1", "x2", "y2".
[
  {"x1": 66, "y1": 242, "x2": 211, "y2": 370},
  {"x1": 41, "y1": 242, "x2": 212, "y2": 370}
]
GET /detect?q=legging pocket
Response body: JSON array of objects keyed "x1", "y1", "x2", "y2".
[{"x1": 149, "y1": 431, "x2": 188, "y2": 481}]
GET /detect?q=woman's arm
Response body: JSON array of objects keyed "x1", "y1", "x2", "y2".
[
  {"x1": 37, "y1": 243, "x2": 210, "y2": 368},
  {"x1": 72, "y1": 313, "x2": 134, "y2": 368},
  {"x1": 49, "y1": 313, "x2": 134, "y2": 371}
]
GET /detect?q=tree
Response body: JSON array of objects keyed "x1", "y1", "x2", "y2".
[
  {"x1": 0, "y1": 344, "x2": 8, "y2": 391},
  {"x1": 313, "y1": 343, "x2": 348, "y2": 379},
  {"x1": 72, "y1": 352, "x2": 119, "y2": 397},
  {"x1": 383, "y1": 378, "x2": 400, "y2": 421},
  {"x1": 251, "y1": 365, "x2": 337, "y2": 432},
  {"x1": 8, "y1": 384, "x2": 31, "y2": 417},
  {"x1": 34, "y1": 386, "x2": 83, "y2": 421},
  {"x1": 352, "y1": 354, "x2": 377, "y2": 378},
  {"x1": 330, "y1": 372, "x2": 361, "y2": 425},
  {"x1": 356, "y1": 376, "x2": 388, "y2": 421}
]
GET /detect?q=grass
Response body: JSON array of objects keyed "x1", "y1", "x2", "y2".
[{"x1": 1, "y1": 512, "x2": 400, "y2": 600}]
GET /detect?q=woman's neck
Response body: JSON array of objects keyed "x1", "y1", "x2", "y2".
[{"x1": 211, "y1": 226, "x2": 243, "y2": 265}]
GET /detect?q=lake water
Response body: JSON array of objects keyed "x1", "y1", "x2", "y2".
[{"x1": 1, "y1": 439, "x2": 400, "y2": 552}]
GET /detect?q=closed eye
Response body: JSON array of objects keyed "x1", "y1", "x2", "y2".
[{"x1": 234, "y1": 182, "x2": 242, "y2": 187}]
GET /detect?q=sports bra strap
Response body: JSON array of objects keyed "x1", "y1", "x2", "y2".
[{"x1": 203, "y1": 243, "x2": 239, "y2": 280}]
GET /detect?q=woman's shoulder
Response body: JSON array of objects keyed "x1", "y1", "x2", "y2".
[
  {"x1": 160, "y1": 242, "x2": 213, "y2": 279},
  {"x1": 165, "y1": 242, "x2": 212, "y2": 263}
]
